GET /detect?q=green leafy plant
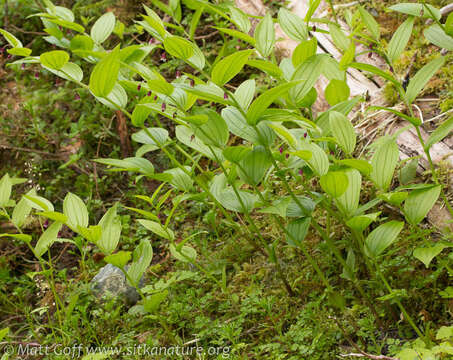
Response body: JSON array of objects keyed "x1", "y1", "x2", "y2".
[{"x1": 1, "y1": 0, "x2": 452, "y2": 354}]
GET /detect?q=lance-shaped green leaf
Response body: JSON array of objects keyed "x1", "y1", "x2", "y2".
[
  {"x1": 127, "y1": 239, "x2": 153, "y2": 287},
  {"x1": 320, "y1": 171, "x2": 349, "y2": 198},
  {"x1": 63, "y1": 193, "x2": 89, "y2": 232},
  {"x1": 286, "y1": 217, "x2": 310, "y2": 247},
  {"x1": 35, "y1": 221, "x2": 63, "y2": 258},
  {"x1": 370, "y1": 138, "x2": 399, "y2": 191},
  {"x1": 12, "y1": 192, "x2": 33, "y2": 228},
  {"x1": 329, "y1": 111, "x2": 356, "y2": 154},
  {"x1": 247, "y1": 59, "x2": 283, "y2": 78},
  {"x1": 325, "y1": 80, "x2": 350, "y2": 107},
  {"x1": 413, "y1": 244, "x2": 447, "y2": 268},
  {"x1": 95, "y1": 157, "x2": 154, "y2": 176},
  {"x1": 97, "y1": 204, "x2": 121, "y2": 255},
  {"x1": 404, "y1": 185, "x2": 441, "y2": 225},
  {"x1": 365, "y1": 221, "x2": 404, "y2": 258},
  {"x1": 389, "y1": 3, "x2": 441, "y2": 21},
  {"x1": 425, "y1": 116, "x2": 453, "y2": 150},
  {"x1": 339, "y1": 42, "x2": 356, "y2": 70},
  {"x1": 39, "y1": 50, "x2": 69, "y2": 70},
  {"x1": 425, "y1": 24, "x2": 453, "y2": 51},
  {"x1": 138, "y1": 219, "x2": 174, "y2": 240},
  {"x1": 229, "y1": 6, "x2": 250, "y2": 33},
  {"x1": 214, "y1": 27, "x2": 256, "y2": 45},
  {"x1": 358, "y1": 6, "x2": 380, "y2": 40},
  {"x1": 0, "y1": 28, "x2": 23, "y2": 47},
  {"x1": 89, "y1": 47, "x2": 120, "y2": 97},
  {"x1": 163, "y1": 36, "x2": 194, "y2": 60},
  {"x1": 0, "y1": 174, "x2": 12, "y2": 207},
  {"x1": 44, "y1": 62, "x2": 83, "y2": 82},
  {"x1": 290, "y1": 55, "x2": 323, "y2": 104},
  {"x1": 405, "y1": 57, "x2": 445, "y2": 104},
  {"x1": 336, "y1": 169, "x2": 361, "y2": 217},
  {"x1": 387, "y1": 16, "x2": 414, "y2": 64},
  {"x1": 254, "y1": 12, "x2": 275, "y2": 57},
  {"x1": 292, "y1": 38, "x2": 317, "y2": 67},
  {"x1": 132, "y1": 128, "x2": 169, "y2": 148},
  {"x1": 247, "y1": 81, "x2": 299, "y2": 125},
  {"x1": 329, "y1": 24, "x2": 350, "y2": 51},
  {"x1": 90, "y1": 12, "x2": 115, "y2": 44},
  {"x1": 24, "y1": 194, "x2": 54, "y2": 212},
  {"x1": 278, "y1": 8, "x2": 307, "y2": 41},
  {"x1": 238, "y1": 146, "x2": 271, "y2": 185},
  {"x1": 211, "y1": 50, "x2": 253, "y2": 86}
]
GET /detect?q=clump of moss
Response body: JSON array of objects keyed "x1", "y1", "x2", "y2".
[{"x1": 383, "y1": 82, "x2": 399, "y2": 105}]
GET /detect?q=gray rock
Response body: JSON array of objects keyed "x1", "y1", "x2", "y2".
[{"x1": 90, "y1": 264, "x2": 144, "y2": 305}]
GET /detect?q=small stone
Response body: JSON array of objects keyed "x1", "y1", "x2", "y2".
[{"x1": 90, "y1": 264, "x2": 144, "y2": 306}]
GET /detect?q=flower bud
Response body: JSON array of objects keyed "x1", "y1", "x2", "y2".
[
  {"x1": 190, "y1": 79, "x2": 195, "y2": 87},
  {"x1": 285, "y1": 153, "x2": 289, "y2": 159},
  {"x1": 160, "y1": 52, "x2": 167, "y2": 61},
  {"x1": 34, "y1": 71, "x2": 40, "y2": 79},
  {"x1": 75, "y1": 93, "x2": 81, "y2": 100},
  {"x1": 176, "y1": 70, "x2": 181, "y2": 78},
  {"x1": 224, "y1": 93, "x2": 228, "y2": 100},
  {"x1": 21, "y1": 63, "x2": 26, "y2": 70},
  {"x1": 147, "y1": 91, "x2": 152, "y2": 96},
  {"x1": 161, "y1": 103, "x2": 166, "y2": 112},
  {"x1": 137, "y1": 84, "x2": 141, "y2": 91},
  {"x1": 304, "y1": 132, "x2": 307, "y2": 138},
  {"x1": 279, "y1": 147, "x2": 283, "y2": 154}
]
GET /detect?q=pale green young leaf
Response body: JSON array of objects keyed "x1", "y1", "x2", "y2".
[
  {"x1": 278, "y1": 8, "x2": 307, "y2": 42},
  {"x1": 387, "y1": 16, "x2": 414, "y2": 64},
  {"x1": 336, "y1": 169, "x2": 361, "y2": 217},
  {"x1": 336, "y1": 159, "x2": 372, "y2": 176},
  {"x1": 90, "y1": 12, "x2": 115, "y2": 44},
  {"x1": 0, "y1": 174, "x2": 12, "y2": 207},
  {"x1": 8, "y1": 47, "x2": 31, "y2": 56},
  {"x1": 223, "y1": 146, "x2": 252, "y2": 163},
  {"x1": 329, "y1": 111, "x2": 356, "y2": 154},
  {"x1": 234, "y1": 79, "x2": 255, "y2": 110},
  {"x1": 44, "y1": 62, "x2": 83, "y2": 82},
  {"x1": 349, "y1": 63, "x2": 399, "y2": 85},
  {"x1": 214, "y1": 27, "x2": 256, "y2": 45},
  {"x1": 229, "y1": 6, "x2": 250, "y2": 33},
  {"x1": 254, "y1": 12, "x2": 275, "y2": 57},
  {"x1": 138, "y1": 219, "x2": 174, "y2": 240},
  {"x1": 97, "y1": 204, "x2": 121, "y2": 255},
  {"x1": 246, "y1": 59, "x2": 283, "y2": 78},
  {"x1": 24, "y1": 194, "x2": 54, "y2": 212},
  {"x1": 305, "y1": 0, "x2": 321, "y2": 22},
  {"x1": 292, "y1": 38, "x2": 317, "y2": 67},
  {"x1": 63, "y1": 193, "x2": 89, "y2": 231},
  {"x1": 405, "y1": 56, "x2": 445, "y2": 104},
  {"x1": 127, "y1": 239, "x2": 153, "y2": 287},
  {"x1": 339, "y1": 41, "x2": 356, "y2": 70},
  {"x1": 144, "y1": 291, "x2": 168, "y2": 313},
  {"x1": 290, "y1": 55, "x2": 324, "y2": 105},
  {"x1": 268, "y1": 123, "x2": 298, "y2": 148},
  {"x1": 404, "y1": 185, "x2": 441, "y2": 225},
  {"x1": 325, "y1": 80, "x2": 350, "y2": 106},
  {"x1": 164, "y1": 167, "x2": 193, "y2": 192},
  {"x1": 358, "y1": 6, "x2": 380, "y2": 40},
  {"x1": 192, "y1": 109, "x2": 229, "y2": 147},
  {"x1": 40, "y1": 50, "x2": 69, "y2": 70},
  {"x1": 320, "y1": 171, "x2": 349, "y2": 198},
  {"x1": 329, "y1": 24, "x2": 350, "y2": 51},
  {"x1": 365, "y1": 221, "x2": 404, "y2": 258},
  {"x1": 389, "y1": 3, "x2": 441, "y2": 21},
  {"x1": 169, "y1": 244, "x2": 197, "y2": 263},
  {"x1": 89, "y1": 47, "x2": 120, "y2": 97},
  {"x1": 211, "y1": 50, "x2": 253, "y2": 86},
  {"x1": 0, "y1": 28, "x2": 22, "y2": 47},
  {"x1": 425, "y1": 116, "x2": 453, "y2": 150},
  {"x1": 94, "y1": 157, "x2": 154, "y2": 176},
  {"x1": 35, "y1": 221, "x2": 63, "y2": 258},
  {"x1": 370, "y1": 138, "x2": 399, "y2": 191}
]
